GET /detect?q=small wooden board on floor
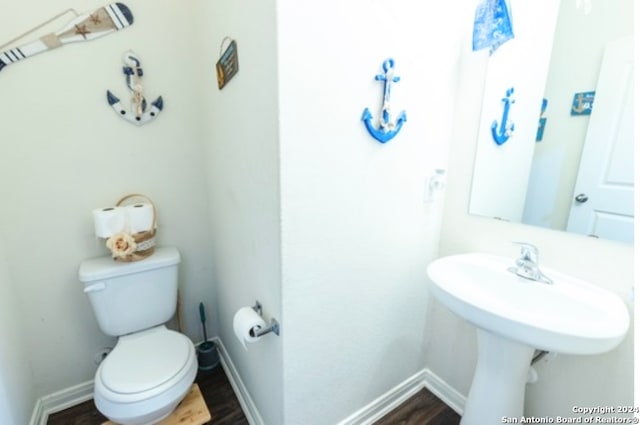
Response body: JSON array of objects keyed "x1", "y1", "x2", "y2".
[{"x1": 102, "y1": 383, "x2": 211, "y2": 425}]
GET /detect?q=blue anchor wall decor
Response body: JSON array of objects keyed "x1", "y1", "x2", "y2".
[
  {"x1": 362, "y1": 58, "x2": 407, "y2": 144},
  {"x1": 106, "y1": 50, "x2": 163, "y2": 126},
  {"x1": 491, "y1": 87, "x2": 515, "y2": 145}
]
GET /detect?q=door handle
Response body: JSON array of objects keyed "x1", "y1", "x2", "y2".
[{"x1": 575, "y1": 193, "x2": 589, "y2": 203}]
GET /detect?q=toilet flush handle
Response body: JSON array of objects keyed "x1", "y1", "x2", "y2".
[{"x1": 84, "y1": 282, "x2": 106, "y2": 293}]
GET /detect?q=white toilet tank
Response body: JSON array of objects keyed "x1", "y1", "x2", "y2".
[{"x1": 79, "y1": 246, "x2": 181, "y2": 337}]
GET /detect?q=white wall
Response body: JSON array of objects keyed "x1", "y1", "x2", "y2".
[
  {"x1": 0, "y1": 239, "x2": 35, "y2": 425},
  {"x1": 0, "y1": 0, "x2": 216, "y2": 400},
  {"x1": 198, "y1": 1, "x2": 283, "y2": 424},
  {"x1": 277, "y1": 1, "x2": 463, "y2": 423},
  {"x1": 431, "y1": 0, "x2": 635, "y2": 417}
]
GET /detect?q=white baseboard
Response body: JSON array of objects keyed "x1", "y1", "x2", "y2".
[
  {"x1": 29, "y1": 380, "x2": 94, "y2": 425},
  {"x1": 337, "y1": 368, "x2": 466, "y2": 425},
  {"x1": 337, "y1": 370, "x2": 428, "y2": 425},
  {"x1": 212, "y1": 340, "x2": 465, "y2": 425},
  {"x1": 29, "y1": 398, "x2": 45, "y2": 425},
  {"x1": 29, "y1": 340, "x2": 463, "y2": 425},
  {"x1": 213, "y1": 337, "x2": 265, "y2": 425},
  {"x1": 423, "y1": 368, "x2": 465, "y2": 415}
]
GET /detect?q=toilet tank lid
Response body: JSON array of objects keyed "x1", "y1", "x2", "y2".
[{"x1": 78, "y1": 246, "x2": 180, "y2": 282}]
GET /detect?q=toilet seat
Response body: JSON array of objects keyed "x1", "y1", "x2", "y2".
[
  {"x1": 95, "y1": 326, "x2": 197, "y2": 408},
  {"x1": 101, "y1": 326, "x2": 191, "y2": 395}
]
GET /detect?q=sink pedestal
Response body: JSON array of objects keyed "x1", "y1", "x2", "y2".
[{"x1": 461, "y1": 329, "x2": 535, "y2": 425}]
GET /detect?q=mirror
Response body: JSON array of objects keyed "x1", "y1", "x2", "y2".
[{"x1": 468, "y1": 0, "x2": 634, "y2": 244}]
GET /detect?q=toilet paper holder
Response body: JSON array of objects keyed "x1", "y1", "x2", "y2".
[{"x1": 251, "y1": 301, "x2": 280, "y2": 337}]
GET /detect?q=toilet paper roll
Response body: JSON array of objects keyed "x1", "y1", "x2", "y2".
[
  {"x1": 92, "y1": 207, "x2": 126, "y2": 238},
  {"x1": 233, "y1": 307, "x2": 266, "y2": 350},
  {"x1": 125, "y1": 203, "x2": 154, "y2": 234}
]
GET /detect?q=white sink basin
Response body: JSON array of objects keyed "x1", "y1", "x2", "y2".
[
  {"x1": 427, "y1": 252, "x2": 629, "y2": 354},
  {"x1": 426, "y1": 252, "x2": 629, "y2": 425}
]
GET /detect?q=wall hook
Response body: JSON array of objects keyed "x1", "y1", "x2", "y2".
[
  {"x1": 491, "y1": 87, "x2": 515, "y2": 145},
  {"x1": 362, "y1": 58, "x2": 407, "y2": 143}
]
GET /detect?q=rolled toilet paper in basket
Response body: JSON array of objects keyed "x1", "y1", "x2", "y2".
[
  {"x1": 233, "y1": 307, "x2": 266, "y2": 350},
  {"x1": 125, "y1": 202, "x2": 155, "y2": 233},
  {"x1": 92, "y1": 207, "x2": 126, "y2": 238}
]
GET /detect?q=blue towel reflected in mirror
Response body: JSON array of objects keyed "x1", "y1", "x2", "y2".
[{"x1": 472, "y1": 0, "x2": 514, "y2": 54}]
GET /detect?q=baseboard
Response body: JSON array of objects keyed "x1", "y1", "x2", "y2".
[
  {"x1": 29, "y1": 380, "x2": 94, "y2": 425},
  {"x1": 28, "y1": 342, "x2": 463, "y2": 425},
  {"x1": 29, "y1": 398, "x2": 45, "y2": 425},
  {"x1": 337, "y1": 370, "x2": 428, "y2": 425},
  {"x1": 422, "y1": 368, "x2": 465, "y2": 415},
  {"x1": 337, "y1": 368, "x2": 466, "y2": 424},
  {"x1": 213, "y1": 337, "x2": 265, "y2": 425}
]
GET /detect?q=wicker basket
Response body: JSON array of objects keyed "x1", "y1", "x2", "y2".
[{"x1": 106, "y1": 194, "x2": 157, "y2": 262}]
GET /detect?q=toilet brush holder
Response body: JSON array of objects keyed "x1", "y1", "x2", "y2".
[
  {"x1": 197, "y1": 302, "x2": 219, "y2": 371},
  {"x1": 197, "y1": 340, "x2": 219, "y2": 371}
]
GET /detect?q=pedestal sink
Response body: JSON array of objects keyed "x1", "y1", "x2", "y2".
[{"x1": 426, "y1": 252, "x2": 629, "y2": 425}]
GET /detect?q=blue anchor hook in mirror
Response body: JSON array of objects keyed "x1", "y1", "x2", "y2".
[
  {"x1": 362, "y1": 58, "x2": 407, "y2": 144},
  {"x1": 491, "y1": 87, "x2": 515, "y2": 145}
]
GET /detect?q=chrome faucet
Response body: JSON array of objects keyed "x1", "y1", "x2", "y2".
[{"x1": 508, "y1": 242, "x2": 553, "y2": 284}]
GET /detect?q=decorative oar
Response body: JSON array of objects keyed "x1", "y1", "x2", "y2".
[{"x1": 0, "y1": 3, "x2": 133, "y2": 73}]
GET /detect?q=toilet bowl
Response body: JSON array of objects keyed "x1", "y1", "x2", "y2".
[{"x1": 94, "y1": 326, "x2": 198, "y2": 425}]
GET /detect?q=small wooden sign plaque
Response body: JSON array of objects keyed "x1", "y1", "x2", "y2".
[{"x1": 216, "y1": 39, "x2": 239, "y2": 90}]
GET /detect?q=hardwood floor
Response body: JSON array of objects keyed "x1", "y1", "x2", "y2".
[
  {"x1": 46, "y1": 366, "x2": 459, "y2": 425},
  {"x1": 197, "y1": 366, "x2": 250, "y2": 425},
  {"x1": 373, "y1": 389, "x2": 460, "y2": 425}
]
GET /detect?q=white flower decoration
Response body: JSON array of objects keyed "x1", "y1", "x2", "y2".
[{"x1": 106, "y1": 232, "x2": 137, "y2": 259}]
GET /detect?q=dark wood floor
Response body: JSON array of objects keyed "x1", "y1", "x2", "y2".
[
  {"x1": 47, "y1": 365, "x2": 459, "y2": 425},
  {"x1": 374, "y1": 389, "x2": 460, "y2": 425}
]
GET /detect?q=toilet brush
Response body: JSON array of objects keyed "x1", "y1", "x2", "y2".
[
  {"x1": 197, "y1": 302, "x2": 219, "y2": 371},
  {"x1": 199, "y1": 302, "x2": 210, "y2": 342}
]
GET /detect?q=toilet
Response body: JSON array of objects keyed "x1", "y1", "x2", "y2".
[{"x1": 79, "y1": 246, "x2": 197, "y2": 425}]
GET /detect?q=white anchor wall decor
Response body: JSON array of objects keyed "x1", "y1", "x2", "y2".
[
  {"x1": 492, "y1": 87, "x2": 515, "y2": 145},
  {"x1": 0, "y1": 3, "x2": 133, "y2": 74},
  {"x1": 362, "y1": 58, "x2": 407, "y2": 144},
  {"x1": 106, "y1": 50, "x2": 163, "y2": 126}
]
